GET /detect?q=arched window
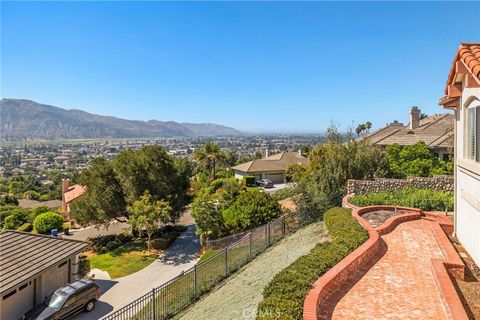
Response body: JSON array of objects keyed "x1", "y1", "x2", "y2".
[{"x1": 466, "y1": 98, "x2": 480, "y2": 162}]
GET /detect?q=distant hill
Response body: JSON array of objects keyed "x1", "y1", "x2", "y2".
[{"x1": 0, "y1": 99, "x2": 241, "y2": 140}]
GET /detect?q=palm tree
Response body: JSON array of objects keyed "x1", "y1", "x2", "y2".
[
  {"x1": 193, "y1": 141, "x2": 225, "y2": 181},
  {"x1": 365, "y1": 121, "x2": 372, "y2": 133}
]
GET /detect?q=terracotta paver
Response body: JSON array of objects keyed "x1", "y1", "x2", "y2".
[{"x1": 327, "y1": 219, "x2": 449, "y2": 320}]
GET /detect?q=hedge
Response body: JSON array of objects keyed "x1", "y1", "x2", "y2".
[
  {"x1": 349, "y1": 187, "x2": 453, "y2": 211},
  {"x1": 89, "y1": 225, "x2": 188, "y2": 253},
  {"x1": 243, "y1": 176, "x2": 256, "y2": 187},
  {"x1": 256, "y1": 207, "x2": 368, "y2": 320}
]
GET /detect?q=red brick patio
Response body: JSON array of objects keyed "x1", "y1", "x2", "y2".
[{"x1": 304, "y1": 205, "x2": 468, "y2": 320}]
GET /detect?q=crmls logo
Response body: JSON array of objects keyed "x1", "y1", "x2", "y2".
[{"x1": 242, "y1": 308, "x2": 282, "y2": 319}]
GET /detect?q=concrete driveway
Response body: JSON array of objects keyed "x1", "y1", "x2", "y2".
[{"x1": 73, "y1": 213, "x2": 200, "y2": 319}]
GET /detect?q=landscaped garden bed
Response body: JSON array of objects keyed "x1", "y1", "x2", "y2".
[
  {"x1": 361, "y1": 209, "x2": 409, "y2": 228},
  {"x1": 349, "y1": 187, "x2": 453, "y2": 211}
]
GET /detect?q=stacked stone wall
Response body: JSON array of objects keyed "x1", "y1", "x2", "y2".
[{"x1": 346, "y1": 175, "x2": 453, "y2": 195}]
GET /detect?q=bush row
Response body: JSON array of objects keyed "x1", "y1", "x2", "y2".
[
  {"x1": 89, "y1": 224, "x2": 188, "y2": 253},
  {"x1": 256, "y1": 207, "x2": 368, "y2": 320},
  {"x1": 349, "y1": 187, "x2": 453, "y2": 211}
]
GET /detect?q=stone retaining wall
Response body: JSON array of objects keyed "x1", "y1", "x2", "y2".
[{"x1": 346, "y1": 175, "x2": 454, "y2": 195}]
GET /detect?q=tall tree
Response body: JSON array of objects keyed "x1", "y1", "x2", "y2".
[
  {"x1": 193, "y1": 141, "x2": 225, "y2": 181},
  {"x1": 127, "y1": 192, "x2": 172, "y2": 251},
  {"x1": 71, "y1": 158, "x2": 127, "y2": 225}
]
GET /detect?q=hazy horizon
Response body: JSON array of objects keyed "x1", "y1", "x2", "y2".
[{"x1": 2, "y1": 2, "x2": 478, "y2": 132}]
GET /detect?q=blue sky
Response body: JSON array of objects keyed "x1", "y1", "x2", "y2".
[{"x1": 1, "y1": 1, "x2": 479, "y2": 133}]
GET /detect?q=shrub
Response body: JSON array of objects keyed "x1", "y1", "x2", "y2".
[
  {"x1": 88, "y1": 233, "x2": 133, "y2": 253},
  {"x1": 98, "y1": 247, "x2": 108, "y2": 254},
  {"x1": 222, "y1": 190, "x2": 281, "y2": 233},
  {"x1": 151, "y1": 238, "x2": 170, "y2": 250},
  {"x1": 33, "y1": 212, "x2": 65, "y2": 234},
  {"x1": 29, "y1": 206, "x2": 50, "y2": 221},
  {"x1": 256, "y1": 207, "x2": 368, "y2": 320},
  {"x1": 78, "y1": 256, "x2": 91, "y2": 277},
  {"x1": 4, "y1": 210, "x2": 29, "y2": 230},
  {"x1": 243, "y1": 176, "x2": 256, "y2": 187},
  {"x1": 17, "y1": 223, "x2": 33, "y2": 232},
  {"x1": 349, "y1": 187, "x2": 454, "y2": 211}
]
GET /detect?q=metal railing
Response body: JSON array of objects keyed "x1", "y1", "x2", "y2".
[{"x1": 101, "y1": 211, "x2": 311, "y2": 320}]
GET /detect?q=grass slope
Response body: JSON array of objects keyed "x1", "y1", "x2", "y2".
[{"x1": 176, "y1": 221, "x2": 328, "y2": 320}]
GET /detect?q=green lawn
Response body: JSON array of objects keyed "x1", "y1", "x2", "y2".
[{"x1": 88, "y1": 242, "x2": 157, "y2": 279}]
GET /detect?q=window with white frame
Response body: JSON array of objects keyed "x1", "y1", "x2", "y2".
[{"x1": 466, "y1": 101, "x2": 480, "y2": 162}]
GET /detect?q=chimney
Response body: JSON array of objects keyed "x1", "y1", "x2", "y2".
[
  {"x1": 61, "y1": 179, "x2": 70, "y2": 212},
  {"x1": 62, "y1": 179, "x2": 70, "y2": 194},
  {"x1": 265, "y1": 149, "x2": 269, "y2": 158},
  {"x1": 409, "y1": 106, "x2": 420, "y2": 130}
]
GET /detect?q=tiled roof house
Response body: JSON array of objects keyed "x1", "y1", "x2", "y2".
[
  {"x1": 231, "y1": 151, "x2": 308, "y2": 184},
  {"x1": 61, "y1": 179, "x2": 86, "y2": 216},
  {"x1": 364, "y1": 107, "x2": 454, "y2": 159}
]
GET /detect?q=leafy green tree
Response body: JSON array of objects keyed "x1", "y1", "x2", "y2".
[
  {"x1": 114, "y1": 145, "x2": 189, "y2": 215},
  {"x1": 222, "y1": 190, "x2": 280, "y2": 233},
  {"x1": 33, "y1": 212, "x2": 64, "y2": 234},
  {"x1": 191, "y1": 193, "x2": 227, "y2": 242},
  {"x1": 299, "y1": 135, "x2": 388, "y2": 215},
  {"x1": 23, "y1": 190, "x2": 41, "y2": 201},
  {"x1": 386, "y1": 142, "x2": 453, "y2": 178},
  {"x1": 4, "y1": 210, "x2": 29, "y2": 230},
  {"x1": 193, "y1": 141, "x2": 226, "y2": 181},
  {"x1": 300, "y1": 145, "x2": 311, "y2": 157},
  {"x1": 286, "y1": 163, "x2": 306, "y2": 182},
  {"x1": 127, "y1": 192, "x2": 172, "y2": 251},
  {"x1": 71, "y1": 158, "x2": 127, "y2": 226}
]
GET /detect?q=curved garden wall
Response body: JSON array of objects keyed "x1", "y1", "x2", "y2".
[{"x1": 303, "y1": 204, "x2": 467, "y2": 320}]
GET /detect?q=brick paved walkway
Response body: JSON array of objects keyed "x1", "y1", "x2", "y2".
[{"x1": 326, "y1": 219, "x2": 449, "y2": 320}]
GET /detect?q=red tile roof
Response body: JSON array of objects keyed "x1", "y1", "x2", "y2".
[
  {"x1": 445, "y1": 43, "x2": 480, "y2": 94},
  {"x1": 64, "y1": 184, "x2": 86, "y2": 203}
]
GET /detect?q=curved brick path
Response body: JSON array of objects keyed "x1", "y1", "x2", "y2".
[{"x1": 323, "y1": 219, "x2": 449, "y2": 320}]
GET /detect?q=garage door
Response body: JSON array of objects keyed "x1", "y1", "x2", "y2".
[
  {"x1": 1, "y1": 281, "x2": 34, "y2": 320},
  {"x1": 41, "y1": 261, "x2": 69, "y2": 299},
  {"x1": 264, "y1": 172, "x2": 284, "y2": 184}
]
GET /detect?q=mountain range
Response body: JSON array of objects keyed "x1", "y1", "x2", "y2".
[{"x1": 0, "y1": 99, "x2": 241, "y2": 140}]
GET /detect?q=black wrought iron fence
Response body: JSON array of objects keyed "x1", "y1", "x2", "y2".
[{"x1": 100, "y1": 211, "x2": 312, "y2": 320}]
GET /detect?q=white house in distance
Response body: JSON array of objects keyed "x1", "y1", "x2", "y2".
[
  {"x1": 231, "y1": 151, "x2": 308, "y2": 184},
  {"x1": 439, "y1": 42, "x2": 480, "y2": 267},
  {"x1": 0, "y1": 231, "x2": 89, "y2": 320}
]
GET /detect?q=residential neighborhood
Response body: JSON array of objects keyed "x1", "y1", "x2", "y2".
[{"x1": 1, "y1": 2, "x2": 479, "y2": 320}]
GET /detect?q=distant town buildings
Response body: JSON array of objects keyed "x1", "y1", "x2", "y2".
[{"x1": 364, "y1": 107, "x2": 454, "y2": 160}]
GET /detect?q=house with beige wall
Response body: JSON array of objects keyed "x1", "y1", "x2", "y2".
[
  {"x1": 0, "y1": 231, "x2": 89, "y2": 320},
  {"x1": 439, "y1": 43, "x2": 480, "y2": 267},
  {"x1": 231, "y1": 151, "x2": 308, "y2": 184}
]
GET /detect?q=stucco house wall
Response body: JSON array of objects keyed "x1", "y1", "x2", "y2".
[{"x1": 455, "y1": 86, "x2": 480, "y2": 266}]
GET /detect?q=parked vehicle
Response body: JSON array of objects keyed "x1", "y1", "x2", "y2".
[
  {"x1": 257, "y1": 179, "x2": 274, "y2": 188},
  {"x1": 24, "y1": 279, "x2": 101, "y2": 320}
]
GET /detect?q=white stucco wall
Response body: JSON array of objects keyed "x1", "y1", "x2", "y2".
[{"x1": 455, "y1": 86, "x2": 480, "y2": 266}]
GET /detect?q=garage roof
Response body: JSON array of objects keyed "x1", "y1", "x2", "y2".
[{"x1": 0, "y1": 230, "x2": 89, "y2": 296}]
